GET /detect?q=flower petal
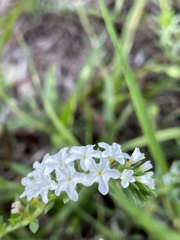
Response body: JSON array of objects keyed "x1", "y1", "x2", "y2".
[
  {"x1": 98, "y1": 178, "x2": 109, "y2": 195},
  {"x1": 105, "y1": 169, "x2": 120, "y2": 179},
  {"x1": 82, "y1": 174, "x2": 96, "y2": 186},
  {"x1": 121, "y1": 180, "x2": 129, "y2": 188}
]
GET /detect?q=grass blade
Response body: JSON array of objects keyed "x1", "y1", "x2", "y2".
[{"x1": 99, "y1": 0, "x2": 168, "y2": 173}]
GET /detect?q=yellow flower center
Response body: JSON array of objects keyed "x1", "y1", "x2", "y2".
[
  {"x1": 67, "y1": 177, "x2": 72, "y2": 182},
  {"x1": 98, "y1": 171, "x2": 102, "y2": 176}
]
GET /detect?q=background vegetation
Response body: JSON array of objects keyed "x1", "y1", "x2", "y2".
[{"x1": 0, "y1": 0, "x2": 180, "y2": 239}]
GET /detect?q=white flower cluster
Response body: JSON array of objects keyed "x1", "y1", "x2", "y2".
[
  {"x1": 163, "y1": 161, "x2": 180, "y2": 185},
  {"x1": 20, "y1": 143, "x2": 155, "y2": 203}
]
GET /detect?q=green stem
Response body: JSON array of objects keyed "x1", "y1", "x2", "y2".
[{"x1": 0, "y1": 204, "x2": 45, "y2": 238}]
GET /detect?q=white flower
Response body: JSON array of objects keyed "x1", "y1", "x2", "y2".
[
  {"x1": 98, "y1": 142, "x2": 128, "y2": 165},
  {"x1": 55, "y1": 165, "x2": 85, "y2": 201},
  {"x1": 139, "y1": 161, "x2": 153, "y2": 172},
  {"x1": 170, "y1": 161, "x2": 180, "y2": 175},
  {"x1": 120, "y1": 169, "x2": 135, "y2": 188},
  {"x1": 20, "y1": 177, "x2": 37, "y2": 201},
  {"x1": 20, "y1": 174, "x2": 57, "y2": 203},
  {"x1": 67, "y1": 145, "x2": 101, "y2": 171},
  {"x1": 163, "y1": 173, "x2": 172, "y2": 185},
  {"x1": 82, "y1": 157, "x2": 120, "y2": 195},
  {"x1": 43, "y1": 147, "x2": 72, "y2": 175},
  {"x1": 136, "y1": 171, "x2": 155, "y2": 189},
  {"x1": 127, "y1": 148, "x2": 145, "y2": 165},
  {"x1": 27, "y1": 155, "x2": 49, "y2": 177},
  {"x1": 162, "y1": 162, "x2": 180, "y2": 185}
]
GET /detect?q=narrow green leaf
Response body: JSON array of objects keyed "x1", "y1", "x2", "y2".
[
  {"x1": 10, "y1": 163, "x2": 31, "y2": 177},
  {"x1": 99, "y1": 0, "x2": 168, "y2": 174},
  {"x1": 44, "y1": 67, "x2": 59, "y2": 111},
  {"x1": 62, "y1": 196, "x2": 70, "y2": 204},
  {"x1": 44, "y1": 200, "x2": 55, "y2": 214},
  {"x1": 108, "y1": 181, "x2": 118, "y2": 199},
  {"x1": 121, "y1": 0, "x2": 147, "y2": 55},
  {"x1": 60, "y1": 93, "x2": 76, "y2": 126},
  {"x1": 131, "y1": 182, "x2": 140, "y2": 191},
  {"x1": 29, "y1": 218, "x2": 39, "y2": 233},
  {"x1": 133, "y1": 170, "x2": 145, "y2": 176},
  {"x1": 41, "y1": 87, "x2": 79, "y2": 145},
  {"x1": 122, "y1": 127, "x2": 180, "y2": 151},
  {"x1": 102, "y1": 75, "x2": 116, "y2": 124}
]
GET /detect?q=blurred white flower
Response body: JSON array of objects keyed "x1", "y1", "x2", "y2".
[
  {"x1": 139, "y1": 160, "x2": 153, "y2": 172},
  {"x1": 98, "y1": 142, "x2": 128, "y2": 165},
  {"x1": 82, "y1": 157, "x2": 120, "y2": 195},
  {"x1": 67, "y1": 145, "x2": 101, "y2": 171},
  {"x1": 43, "y1": 147, "x2": 72, "y2": 175},
  {"x1": 55, "y1": 165, "x2": 85, "y2": 201},
  {"x1": 163, "y1": 161, "x2": 180, "y2": 185},
  {"x1": 170, "y1": 161, "x2": 180, "y2": 175},
  {"x1": 127, "y1": 148, "x2": 145, "y2": 165},
  {"x1": 20, "y1": 174, "x2": 57, "y2": 203},
  {"x1": 163, "y1": 173, "x2": 172, "y2": 185},
  {"x1": 27, "y1": 154, "x2": 50, "y2": 177},
  {"x1": 120, "y1": 169, "x2": 135, "y2": 188},
  {"x1": 136, "y1": 172, "x2": 155, "y2": 189}
]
